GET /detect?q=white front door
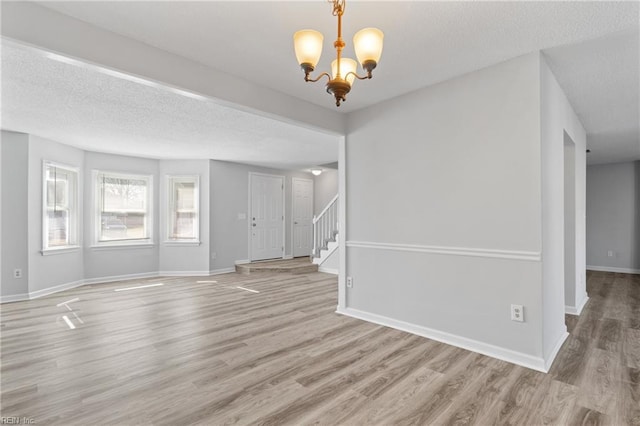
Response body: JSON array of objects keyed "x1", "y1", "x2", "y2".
[
  {"x1": 250, "y1": 173, "x2": 284, "y2": 261},
  {"x1": 292, "y1": 178, "x2": 313, "y2": 257}
]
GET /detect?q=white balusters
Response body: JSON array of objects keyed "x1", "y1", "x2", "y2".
[{"x1": 312, "y1": 194, "x2": 338, "y2": 259}]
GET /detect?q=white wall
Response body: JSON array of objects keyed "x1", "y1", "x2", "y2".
[
  {"x1": 83, "y1": 151, "x2": 160, "y2": 280},
  {"x1": 27, "y1": 135, "x2": 85, "y2": 294},
  {"x1": 158, "y1": 160, "x2": 211, "y2": 274},
  {"x1": 314, "y1": 168, "x2": 338, "y2": 215},
  {"x1": 1, "y1": 131, "x2": 29, "y2": 300},
  {"x1": 540, "y1": 54, "x2": 588, "y2": 335},
  {"x1": 586, "y1": 161, "x2": 640, "y2": 273},
  {"x1": 344, "y1": 53, "x2": 549, "y2": 369},
  {"x1": 209, "y1": 160, "x2": 313, "y2": 270}
]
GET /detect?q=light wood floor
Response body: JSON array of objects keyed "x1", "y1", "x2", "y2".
[{"x1": 0, "y1": 270, "x2": 638, "y2": 425}]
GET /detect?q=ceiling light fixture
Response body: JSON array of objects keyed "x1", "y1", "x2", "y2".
[
  {"x1": 294, "y1": 0, "x2": 383, "y2": 107},
  {"x1": 311, "y1": 168, "x2": 323, "y2": 176}
]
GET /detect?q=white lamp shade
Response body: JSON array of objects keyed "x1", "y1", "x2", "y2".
[
  {"x1": 353, "y1": 28, "x2": 384, "y2": 66},
  {"x1": 331, "y1": 57, "x2": 357, "y2": 85},
  {"x1": 294, "y1": 30, "x2": 324, "y2": 67}
]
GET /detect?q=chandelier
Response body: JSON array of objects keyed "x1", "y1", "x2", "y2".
[{"x1": 293, "y1": 0, "x2": 384, "y2": 107}]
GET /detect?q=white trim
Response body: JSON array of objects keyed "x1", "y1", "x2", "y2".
[
  {"x1": 41, "y1": 246, "x2": 81, "y2": 256},
  {"x1": 0, "y1": 269, "x2": 242, "y2": 303},
  {"x1": 90, "y1": 243, "x2": 155, "y2": 250},
  {"x1": 283, "y1": 254, "x2": 294, "y2": 260},
  {"x1": 158, "y1": 270, "x2": 212, "y2": 277},
  {"x1": 544, "y1": 331, "x2": 570, "y2": 372},
  {"x1": 93, "y1": 169, "x2": 154, "y2": 247},
  {"x1": 162, "y1": 241, "x2": 201, "y2": 247},
  {"x1": 336, "y1": 306, "x2": 550, "y2": 373},
  {"x1": 338, "y1": 135, "x2": 346, "y2": 310},
  {"x1": 346, "y1": 241, "x2": 541, "y2": 262},
  {"x1": 248, "y1": 172, "x2": 286, "y2": 261},
  {"x1": 319, "y1": 266, "x2": 339, "y2": 275},
  {"x1": 565, "y1": 292, "x2": 589, "y2": 315},
  {"x1": 42, "y1": 160, "x2": 80, "y2": 252},
  {"x1": 165, "y1": 175, "x2": 200, "y2": 242},
  {"x1": 234, "y1": 259, "x2": 251, "y2": 265},
  {"x1": 586, "y1": 265, "x2": 640, "y2": 275},
  {"x1": 83, "y1": 272, "x2": 159, "y2": 285},
  {"x1": 209, "y1": 267, "x2": 236, "y2": 275},
  {"x1": 0, "y1": 293, "x2": 30, "y2": 304},
  {"x1": 29, "y1": 279, "x2": 86, "y2": 299}
]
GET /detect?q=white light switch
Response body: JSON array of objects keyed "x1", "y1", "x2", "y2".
[{"x1": 238, "y1": 213, "x2": 247, "y2": 220}]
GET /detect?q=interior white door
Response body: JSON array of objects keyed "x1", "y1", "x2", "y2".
[
  {"x1": 292, "y1": 178, "x2": 313, "y2": 257},
  {"x1": 250, "y1": 174, "x2": 284, "y2": 261}
]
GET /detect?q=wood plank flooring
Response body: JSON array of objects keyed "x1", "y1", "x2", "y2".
[{"x1": 0, "y1": 270, "x2": 638, "y2": 425}]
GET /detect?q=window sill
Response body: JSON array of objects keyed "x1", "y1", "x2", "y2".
[
  {"x1": 163, "y1": 240, "x2": 202, "y2": 247},
  {"x1": 90, "y1": 242, "x2": 155, "y2": 251},
  {"x1": 41, "y1": 246, "x2": 81, "y2": 256}
]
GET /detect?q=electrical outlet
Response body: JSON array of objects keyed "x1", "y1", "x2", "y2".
[
  {"x1": 511, "y1": 304, "x2": 524, "y2": 322},
  {"x1": 607, "y1": 250, "x2": 614, "y2": 257},
  {"x1": 346, "y1": 276, "x2": 353, "y2": 288},
  {"x1": 211, "y1": 252, "x2": 217, "y2": 260},
  {"x1": 13, "y1": 269, "x2": 22, "y2": 279}
]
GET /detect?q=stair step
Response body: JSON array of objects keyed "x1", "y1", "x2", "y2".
[{"x1": 235, "y1": 258, "x2": 318, "y2": 275}]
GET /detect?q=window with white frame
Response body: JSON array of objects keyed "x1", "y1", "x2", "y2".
[
  {"x1": 43, "y1": 162, "x2": 79, "y2": 251},
  {"x1": 167, "y1": 176, "x2": 199, "y2": 242},
  {"x1": 95, "y1": 171, "x2": 152, "y2": 244}
]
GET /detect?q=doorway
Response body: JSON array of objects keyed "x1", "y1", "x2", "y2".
[
  {"x1": 249, "y1": 173, "x2": 284, "y2": 261},
  {"x1": 292, "y1": 177, "x2": 313, "y2": 257}
]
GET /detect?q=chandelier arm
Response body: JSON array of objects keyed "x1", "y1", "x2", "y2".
[
  {"x1": 304, "y1": 72, "x2": 332, "y2": 83},
  {"x1": 345, "y1": 71, "x2": 373, "y2": 81}
]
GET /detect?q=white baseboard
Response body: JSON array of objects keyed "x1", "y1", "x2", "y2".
[
  {"x1": 158, "y1": 271, "x2": 212, "y2": 277},
  {"x1": 544, "y1": 330, "x2": 569, "y2": 372},
  {"x1": 318, "y1": 266, "x2": 339, "y2": 275},
  {"x1": 234, "y1": 259, "x2": 250, "y2": 265},
  {"x1": 336, "y1": 306, "x2": 550, "y2": 373},
  {"x1": 0, "y1": 293, "x2": 30, "y2": 304},
  {"x1": 565, "y1": 293, "x2": 589, "y2": 316},
  {"x1": 209, "y1": 267, "x2": 236, "y2": 275},
  {"x1": 84, "y1": 272, "x2": 159, "y2": 285},
  {"x1": 587, "y1": 265, "x2": 640, "y2": 274},
  {"x1": 283, "y1": 254, "x2": 294, "y2": 260},
  {"x1": 29, "y1": 279, "x2": 85, "y2": 300}
]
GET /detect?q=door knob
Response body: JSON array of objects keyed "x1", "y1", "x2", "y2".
[
  {"x1": 294, "y1": 221, "x2": 298, "y2": 224},
  {"x1": 252, "y1": 223, "x2": 257, "y2": 227}
]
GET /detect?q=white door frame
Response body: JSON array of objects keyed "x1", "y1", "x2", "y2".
[
  {"x1": 291, "y1": 177, "x2": 314, "y2": 258},
  {"x1": 248, "y1": 172, "x2": 286, "y2": 261}
]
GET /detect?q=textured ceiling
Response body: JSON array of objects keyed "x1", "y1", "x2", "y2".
[
  {"x1": 1, "y1": 42, "x2": 339, "y2": 169},
  {"x1": 545, "y1": 29, "x2": 640, "y2": 165},
  {"x1": 36, "y1": 1, "x2": 638, "y2": 113},
  {"x1": 2, "y1": 1, "x2": 638, "y2": 165}
]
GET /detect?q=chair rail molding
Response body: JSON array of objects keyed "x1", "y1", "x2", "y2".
[{"x1": 346, "y1": 241, "x2": 541, "y2": 262}]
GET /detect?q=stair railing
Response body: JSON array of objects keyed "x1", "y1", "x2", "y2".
[{"x1": 312, "y1": 194, "x2": 339, "y2": 257}]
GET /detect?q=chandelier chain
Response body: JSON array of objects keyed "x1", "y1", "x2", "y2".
[{"x1": 329, "y1": 0, "x2": 345, "y2": 17}]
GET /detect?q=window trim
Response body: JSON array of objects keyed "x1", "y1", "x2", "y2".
[
  {"x1": 42, "y1": 161, "x2": 80, "y2": 254},
  {"x1": 93, "y1": 170, "x2": 154, "y2": 248},
  {"x1": 165, "y1": 175, "x2": 200, "y2": 244}
]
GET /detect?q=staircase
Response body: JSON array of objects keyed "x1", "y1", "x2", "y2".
[{"x1": 312, "y1": 194, "x2": 339, "y2": 265}]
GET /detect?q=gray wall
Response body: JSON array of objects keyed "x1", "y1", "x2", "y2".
[
  {"x1": 586, "y1": 161, "x2": 640, "y2": 271},
  {"x1": 345, "y1": 53, "x2": 545, "y2": 360},
  {"x1": 314, "y1": 168, "x2": 338, "y2": 216},
  {"x1": 28, "y1": 135, "x2": 85, "y2": 293},
  {"x1": 158, "y1": 160, "x2": 211, "y2": 273},
  {"x1": 209, "y1": 160, "x2": 313, "y2": 271},
  {"x1": 1, "y1": 131, "x2": 29, "y2": 298},
  {"x1": 83, "y1": 151, "x2": 160, "y2": 280}
]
